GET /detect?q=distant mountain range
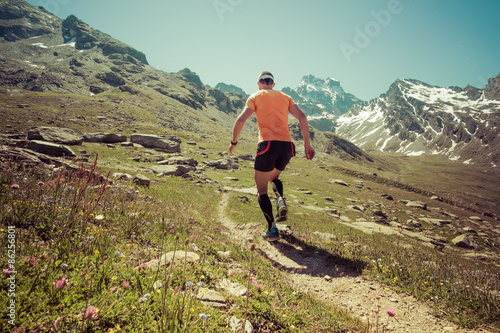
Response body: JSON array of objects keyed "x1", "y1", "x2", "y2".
[
  {"x1": 336, "y1": 77, "x2": 500, "y2": 167},
  {"x1": 1, "y1": 0, "x2": 499, "y2": 167},
  {"x1": 281, "y1": 75, "x2": 363, "y2": 132}
]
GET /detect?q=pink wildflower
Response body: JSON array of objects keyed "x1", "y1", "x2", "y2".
[
  {"x1": 11, "y1": 184, "x2": 19, "y2": 189},
  {"x1": 3, "y1": 267, "x2": 15, "y2": 276},
  {"x1": 387, "y1": 308, "x2": 396, "y2": 317},
  {"x1": 249, "y1": 279, "x2": 264, "y2": 291},
  {"x1": 83, "y1": 305, "x2": 99, "y2": 320},
  {"x1": 54, "y1": 278, "x2": 67, "y2": 289},
  {"x1": 28, "y1": 256, "x2": 38, "y2": 266},
  {"x1": 121, "y1": 280, "x2": 130, "y2": 289},
  {"x1": 376, "y1": 295, "x2": 381, "y2": 300}
]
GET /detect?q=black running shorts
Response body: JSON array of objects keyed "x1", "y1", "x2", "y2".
[{"x1": 254, "y1": 141, "x2": 296, "y2": 172}]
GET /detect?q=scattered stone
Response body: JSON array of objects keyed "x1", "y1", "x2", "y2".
[
  {"x1": 323, "y1": 197, "x2": 334, "y2": 202},
  {"x1": 430, "y1": 195, "x2": 442, "y2": 201},
  {"x1": 150, "y1": 164, "x2": 194, "y2": 177},
  {"x1": 406, "y1": 201, "x2": 427, "y2": 210},
  {"x1": 140, "y1": 251, "x2": 200, "y2": 270},
  {"x1": 229, "y1": 316, "x2": 253, "y2": 333},
  {"x1": 216, "y1": 278, "x2": 247, "y2": 297},
  {"x1": 120, "y1": 142, "x2": 134, "y2": 147},
  {"x1": 28, "y1": 126, "x2": 84, "y2": 145},
  {"x1": 113, "y1": 172, "x2": 132, "y2": 181},
  {"x1": 330, "y1": 179, "x2": 349, "y2": 187},
  {"x1": 205, "y1": 157, "x2": 239, "y2": 170},
  {"x1": 132, "y1": 174, "x2": 150, "y2": 187},
  {"x1": 373, "y1": 210, "x2": 388, "y2": 219},
  {"x1": 469, "y1": 216, "x2": 483, "y2": 222},
  {"x1": 130, "y1": 134, "x2": 181, "y2": 153},
  {"x1": 224, "y1": 177, "x2": 239, "y2": 181},
  {"x1": 313, "y1": 231, "x2": 337, "y2": 242},
  {"x1": 406, "y1": 220, "x2": 422, "y2": 228},
  {"x1": 382, "y1": 194, "x2": 394, "y2": 200},
  {"x1": 197, "y1": 289, "x2": 226, "y2": 308},
  {"x1": 217, "y1": 251, "x2": 232, "y2": 258},
  {"x1": 451, "y1": 234, "x2": 479, "y2": 249},
  {"x1": 324, "y1": 275, "x2": 332, "y2": 281},
  {"x1": 159, "y1": 156, "x2": 198, "y2": 167},
  {"x1": 462, "y1": 227, "x2": 477, "y2": 234},
  {"x1": 420, "y1": 218, "x2": 451, "y2": 227},
  {"x1": 340, "y1": 216, "x2": 350, "y2": 222},
  {"x1": 83, "y1": 132, "x2": 127, "y2": 143},
  {"x1": 349, "y1": 205, "x2": 365, "y2": 212},
  {"x1": 186, "y1": 141, "x2": 197, "y2": 145},
  {"x1": 27, "y1": 140, "x2": 76, "y2": 157}
]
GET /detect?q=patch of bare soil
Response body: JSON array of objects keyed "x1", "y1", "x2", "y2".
[{"x1": 218, "y1": 192, "x2": 495, "y2": 333}]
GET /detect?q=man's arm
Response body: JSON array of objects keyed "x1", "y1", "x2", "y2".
[
  {"x1": 229, "y1": 107, "x2": 254, "y2": 155},
  {"x1": 289, "y1": 104, "x2": 315, "y2": 160}
]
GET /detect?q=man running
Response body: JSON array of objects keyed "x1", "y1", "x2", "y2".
[{"x1": 229, "y1": 71, "x2": 315, "y2": 241}]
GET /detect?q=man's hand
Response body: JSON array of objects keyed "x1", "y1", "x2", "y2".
[
  {"x1": 229, "y1": 143, "x2": 236, "y2": 155},
  {"x1": 305, "y1": 144, "x2": 315, "y2": 160}
]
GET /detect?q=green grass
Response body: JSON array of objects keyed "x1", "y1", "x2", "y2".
[
  {"x1": 1, "y1": 89, "x2": 500, "y2": 331},
  {"x1": 0, "y1": 152, "x2": 369, "y2": 332}
]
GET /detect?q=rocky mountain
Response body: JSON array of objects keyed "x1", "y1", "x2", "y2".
[
  {"x1": 282, "y1": 74, "x2": 363, "y2": 132},
  {"x1": 215, "y1": 82, "x2": 249, "y2": 99},
  {"x1": 0, "y1": 0, "x2": 245, "y2": 131},
  {"x1": 336, "y1": 76, "x2": 500, "y2": 167}
]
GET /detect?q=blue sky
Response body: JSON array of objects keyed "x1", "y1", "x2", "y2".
[{"x1": 26, "y1": 0, "x2": 500, "y2": 101}]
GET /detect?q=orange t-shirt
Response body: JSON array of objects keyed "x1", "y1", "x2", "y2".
[{"x1": 245, "y1": 89, "x2": 296, "y2": 142}]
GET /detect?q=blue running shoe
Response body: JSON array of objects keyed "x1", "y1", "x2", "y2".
[{"x1": 262, "y1": 228, "x2": 280, "y2": 241}]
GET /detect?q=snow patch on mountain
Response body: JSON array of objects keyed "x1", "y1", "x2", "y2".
[{"x1": 336, "y1": 77, "x2": 500, "y2": 166}]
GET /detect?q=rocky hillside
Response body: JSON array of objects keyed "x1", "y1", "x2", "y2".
[
  {"x1": 336, "y1": 76, "x2": 500, "y2": 167},
  {"x1": 215, "y1": 82, "x2": 249, "y2": 99},
  {"x1": 0, "y1": 0, "x2": 245, "y2": 131},
  {"x1": 282, "y1": 74, "x2": 363, "y2": 132}
]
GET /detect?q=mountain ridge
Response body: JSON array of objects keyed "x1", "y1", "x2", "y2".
[{"x1": 336, "y1": 76, "x2": 500, "y2": 167}]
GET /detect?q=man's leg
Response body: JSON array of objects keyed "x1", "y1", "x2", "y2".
[
  {"x1": 269, "y1": 169, "x2": 288, "y2": 222},
  {"x1": 269, "y1": 169, "x2": 283, "y2": 195},
  {"x1": 255, "y1": 170, "x2": 276, "y2": 231}
]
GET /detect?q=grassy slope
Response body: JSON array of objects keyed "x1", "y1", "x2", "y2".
[{"x1": 1, "y1": 89, "x2": 500, "y2": 331}]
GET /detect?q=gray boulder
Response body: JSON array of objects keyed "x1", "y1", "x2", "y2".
[
  {"x1": 158, "y1": 156, "x2": 198, "y2": 167},
  {"x1": 330, "y1": 179, "x2": 349, "y2": 187},
  {"x1": 205, "y1": 157, "x2": 239, "y2": 170},
  {"x1": 130, "y1": 134, "x2": 181, "y2": 153},
  {"x1": 452, "y1": 234, "x2": 479, "y2": 249},
  {"x1": 83, "y1": 132, "x2": 127, "y2": 143},
  {"x1": 406, "y1": 201, "x2": 427, "y2": 210},
  {"x1": 28, "y1": 126, "x2": 84, "y2": 145},
  {"x1": 27, "y1": 140, "x2": 76, "y2": 157},
  {"x1": 132, "y1": 174, "x2": 150, "y2": 187},
  {"x1": 150, "y1": 165, "x2": 194, "y2": 177}
]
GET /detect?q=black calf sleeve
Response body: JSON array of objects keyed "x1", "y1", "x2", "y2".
[
  {"x1": 271, "y1": 179, "x2": 283, "y2": 198},
  {"x1": 258, "y1": 194, "x2": 274, "y2": 230}
]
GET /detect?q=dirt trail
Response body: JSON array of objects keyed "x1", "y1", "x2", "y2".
[{"x1": 218, "y1": 192, "x2": 493, "y2": 333}]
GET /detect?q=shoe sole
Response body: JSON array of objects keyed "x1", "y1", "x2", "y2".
[{"x1": 276, "y1": 206, "x2": 288, "y2": 222}]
